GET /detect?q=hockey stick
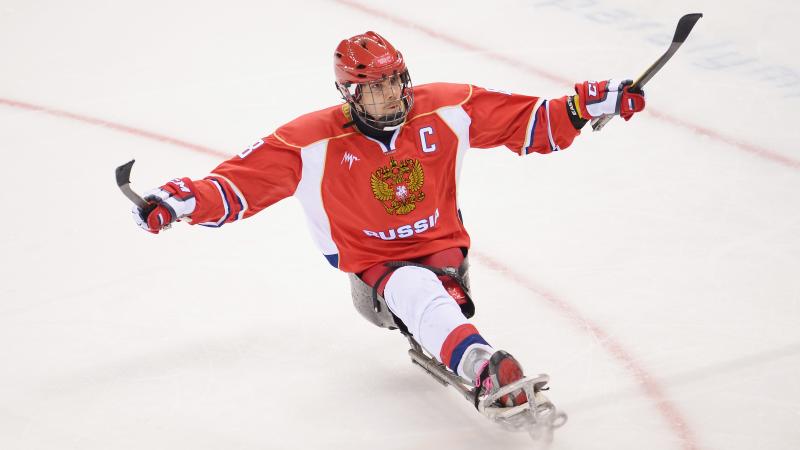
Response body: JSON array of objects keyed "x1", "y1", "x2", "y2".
[
  {"x1": 115, "y1": 159, "x2": 148, "y2": 208},
  {"x1": 591, "y1": 12, "x2": 703, "y2": 132}
]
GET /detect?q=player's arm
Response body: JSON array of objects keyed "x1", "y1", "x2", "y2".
[
  {"x1": 132, "y1": 134, "x2": 301, "y2": 234},
  {"x1": 464, "y1": 80, "x2": 644, "y2": 155}
]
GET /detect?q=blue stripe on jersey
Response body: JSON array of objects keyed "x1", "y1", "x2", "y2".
[
  {"x1": 233, "y1": 194, "x2": 244, "y2": 221},
  {"x1": 209, "y1": 178, "x2": 231, "y2": 225},
  {"x1": 525, "y1": 102, "x2": 542, "y2": 155},
  {"x1": 324, "y1": 253, "x2": 339, "y2": 268},
  {"x1": 448, "y1": 334, "x2": 489, "y2": 373}
]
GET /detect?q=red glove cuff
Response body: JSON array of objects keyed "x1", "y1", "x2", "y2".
[
  {"x1": 574, "y1": 80, "x2": 610, "y2": 119},
  {"x1": 161, "y1": 177, "x2": 196, "y2": 201}
]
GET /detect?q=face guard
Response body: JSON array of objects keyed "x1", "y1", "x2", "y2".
[
  {"x1": 334, "y1": 31, "x2": 414, "y2": 131},
  {"x1": 336, "y1": 70, "x2": 414, "y2": 130}
]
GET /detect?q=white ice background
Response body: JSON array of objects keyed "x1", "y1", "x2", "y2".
[{"x1": 1, "y1": 1, "x2": 799, "y2": 449}]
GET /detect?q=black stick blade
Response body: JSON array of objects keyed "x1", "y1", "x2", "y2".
[
  {"x1": 114, "y1": 159, "x2": 149, "y2": 208},
  {"x1": 115, "y1": 160, "x2": 135, "y2": 187},
  {"x1": 673, "y1": 13, "x2": 703, "y2": 43}
]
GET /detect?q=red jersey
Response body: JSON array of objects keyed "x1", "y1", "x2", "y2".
[{"x1": 185, "y1": 83, "x2": 581, "y2": 273}]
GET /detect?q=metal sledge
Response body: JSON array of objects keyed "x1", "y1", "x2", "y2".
[
  {"x1": 348, "y1": 261, "x2": 566, "y2": 442},
  {"x1": 406, "y1": 337, "x2": 567, "y2": 443}
]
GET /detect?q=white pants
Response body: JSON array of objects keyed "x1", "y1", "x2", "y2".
[{"x1": 383, "y1": 265, "x2": 493, "y2": 381}]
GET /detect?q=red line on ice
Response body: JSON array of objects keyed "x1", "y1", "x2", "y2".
[
  {"x1": 473, "y1": 251, "x2": 700, "y2": 450},
  {"x1": 0, "y1": 98, "x2": 229, "y2": 159},
  {"x1": 333, "y1": 0, "x2": 799, "y2": 171}
]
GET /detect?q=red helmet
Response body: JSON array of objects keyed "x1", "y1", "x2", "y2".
[
  {"x1": 334, "y1": 31, "x2": 406, "y2": 84},
  {"x1": 334, "y1": 31, "x2": 414, "y2": 130}
]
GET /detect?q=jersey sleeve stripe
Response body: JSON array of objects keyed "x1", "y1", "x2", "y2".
[
  {"x1": 523, "y1": 98, "x2": 546, "y2": 155},
  {"x1": 198, "y1": 179, "x2": 230, "y2": 227},
  {"x1": 544, "y1": 100, "x2": 560, "y2": 152},
  {"x1": 209, "y1": 173, "x2": 249, "y2": 221}
]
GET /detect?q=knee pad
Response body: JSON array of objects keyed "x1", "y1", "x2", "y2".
[
  {"x1": 385, "y1": 266, "x2": 472, "y2": 354},
  {"x1": 384, "y1": 266, "x2": 454, "y2": 325}
]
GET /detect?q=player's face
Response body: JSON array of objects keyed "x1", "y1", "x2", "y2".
[{"x1": 358, "y1": 75, "x2": 406, "y2": 121}]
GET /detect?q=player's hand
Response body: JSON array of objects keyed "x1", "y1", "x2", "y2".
[
  {"x1": 574, "y1": 79, "x2": 645, "y2": 121},
  {"x1": 131, "y1": 178, "x2": 197, "y2": 234}
]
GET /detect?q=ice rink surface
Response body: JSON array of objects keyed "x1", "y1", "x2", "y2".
[{"x1": 1, "y1": 0, "x2": 799, "y2": 449}]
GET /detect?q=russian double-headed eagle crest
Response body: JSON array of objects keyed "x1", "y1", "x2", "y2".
[{"x1": 370, "y1": 157, "x2": 426, "y2": 215}]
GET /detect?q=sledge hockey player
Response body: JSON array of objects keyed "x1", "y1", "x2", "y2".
[{"x1": 130, "y1": 31, "x2": 645, "y2": 426}]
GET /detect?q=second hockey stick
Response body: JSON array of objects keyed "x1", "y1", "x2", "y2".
[{"x1": 115, "y1": 159, "x2": 149, "y2": 209}]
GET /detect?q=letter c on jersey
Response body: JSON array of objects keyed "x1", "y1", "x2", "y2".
[{"x1": 419, "y1": 127, "x2": 436, "y2": 153}]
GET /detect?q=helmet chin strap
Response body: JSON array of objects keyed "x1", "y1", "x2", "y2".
[
  {"x1": 381, "y1": 122, "x2": 404, "y2": 131},
  {"x1": 357, "y1": 110, "x2": 405, "y2": 132},
  {"x1": 355, "y1": 97, "x2": 410, "y2": 131}
]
